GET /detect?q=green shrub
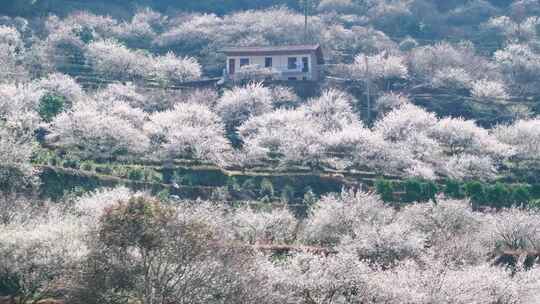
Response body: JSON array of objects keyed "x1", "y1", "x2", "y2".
[
  {"x1": 241, "y1": 178, "x2": 257, "y2": 192},
  {"x1": 62, "y1": 158, "x2": 80, "y2": 169},
  {"x1": 38, "y1": 93, "x2": 65, "y2": 122},
  {"x1": 143, "y1": 168, "x2": 162, "y2": 183},
  {"x1": 486, "y1": 183, "x2": 510, "y2": 208},
  {"x1": 375, "y1": 178, "x2": 394, "y2": 203},
  {"x1": 465, "y1": 181, "x2": 486, "y2": 208},
  {"x1": 402, "y1": 179, "x2": 423, "y2": 203},
  {"x1": 259, "y1": 178, "x2": 275, "y2": 197},
  {"x1": 444, "y1": 179, "x2": 463, "y2": 199},
  {"x1": 511, "y1": 185, "x2": 531, "y2": 206},
  {"x1": 156, "y1": 189, "x2": 170, "y2": 202},
  {"x1": 173, "y1": 172, "x2": 194, "y2": 186},
  {"x1": 280, "y1": 184, "x2": 295, "y2": 203},
  {"x1": 303, "y1": 186, "x2": 317, "y2": 205},
  {"x1": 530, "y1": 184, "x2": 540, "y2": 199},
  {"x1": 81, "y1": 161, "x2": 94, "y2": 171},
  {"x1": 527, "y1": 199, "x2": 540, "y2": 210},
  {"x1": 226, "y1": 177, "x2": 241, "y2": 192},
  {"x1": 421, "y1": 181, "x2": 438, "y2": 203},
  {"x1": 127, "y1": 167, "x2": 144, "y2": 181}
]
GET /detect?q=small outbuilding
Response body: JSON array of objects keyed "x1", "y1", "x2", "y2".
[{"x1": 221, "y1": 44, "x2": 324, "y2": 82}]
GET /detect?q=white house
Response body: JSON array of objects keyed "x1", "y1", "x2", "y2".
[{"x1": 221, "y1": 44, "x2": 324, "y2": 82}]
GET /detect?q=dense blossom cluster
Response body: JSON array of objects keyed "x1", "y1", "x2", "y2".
[
  {"x1": 2, "y1": 188, "x2": 540, "y2": 303},
  {"x1": 0, "y1": 70, "x2": 531, "y2": 181}
]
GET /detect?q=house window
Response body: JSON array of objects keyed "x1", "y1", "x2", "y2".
[
  {"x1": 228, "y1": 58, "x2": 235, "y2": 74},
  {"x1": 302, "y1": 57, "x2": 309, "y2": 72},
  {"x1": 288, "y1": 77, "x2": 297, "y2": 81},
  {"x1": 265, "y1": 57, "x2": 272, "y2": 68},
  {"x1": 240, "y1": 58, "x2": 250, "y2": 67},
  {"x1": 288, "y1": 57, "x2": 298, "y2": 70}
]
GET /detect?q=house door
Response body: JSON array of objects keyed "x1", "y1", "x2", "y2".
[{"x1": 229, "y1": 59, "x2": 235, "y2": 75}]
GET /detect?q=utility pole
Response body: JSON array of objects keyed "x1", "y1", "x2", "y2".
[
  {"x1": 302, "y1": 0, "x2": 310, "y2": 43},
  {"x1": 364, "y1": 55, "x2": 371, "y2": 124}
]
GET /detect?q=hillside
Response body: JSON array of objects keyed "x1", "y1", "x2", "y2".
[{"x1": 4, "y1": 1, "x2": 540, "y2": 304}]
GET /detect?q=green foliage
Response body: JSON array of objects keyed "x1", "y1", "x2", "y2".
[
  {"x1": 76, "y1": 26, "x2": 94, "y2": 43},
  {"x1": 444, "y1": 179, "x2": 464, "y2": 199},
  {"x1": 280, "y1": 184, "x2": 295, "y2": 203},
  {"x1": 511, "y1": 185, "x2": 531, "y2": 206},
  {"x1": 421, "y1": 181, "x2": 438, "y2": 203},
  {"x1": 465, "y1": 181, "x2": 486, "y2": 208},
  {"x1": 486, "y1": 183, "x2": 510, "y2": 208},
  {"x1": 241, "y1": 178, "x2": 257, "y2": 192},
  {"x1": 81, "y1": 161, "x2": 94, "y2": 171},
  {"x1": 302, "y1": 186, "x2": 317, "y2": 205},
  {"x1": 127, "y1": 167, "x2": 144, "y2": 181},
  {"x1": 375, "y1": 178, "x2": 395, "y2": 203},
  {"x1": 259, "y1": 178, "x2": 275, "y2": 197},
  {"x1": 62, "y1": 158, "x2": 80, "y2": 169},
  {"x1": 402, "y1": 179, "x2": 424, "y2": 203},
  {"x1": 38, "y1": 93, "x2": 65, "y2": 123},
  {"x1": 527, "y1": 199, "x2": 540, "y2": 210},
  {"x1": 227, "y1": 177, "x2": 241, "y2": 192}
]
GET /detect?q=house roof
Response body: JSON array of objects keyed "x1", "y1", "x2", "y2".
[{"x1": 221, "y1": 44, "x2": 324, "y2": 64}]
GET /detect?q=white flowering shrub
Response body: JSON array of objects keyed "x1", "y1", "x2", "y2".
[
  {"x1": 300, "y1": 189, "x2": 393, "y2": 246},
  {"x1": 113, "y1": 8, "x2": 165, "y2": 44},
  {"x1": 238, "y1": 108, "x2": 325, "y2": 166},
  {"x1": 471, "y1": 79, "x2": 509, "y2": 100},
  {"x1": 409, "y1": 42, "x2": 492, "y2": 84},
  {"x1": 36, "y1": 73, "x2": 86, "y2": 106},
  {"x1": 144, "y1": 102, "x2": 231, "y2": 165},
  {"x1": 399, "y1": 199, "x2": 490, "y2": 264},
  {"x1": 0, "y1": 125, "x2": 37, "y2": 192},
  {"x1": 73, "y1": 186, "x2": 134, "y2": 219},
  {"x1": 0, "y1": 25, "x2": 27, "y2": 82},
  {"x1": 429, "y1": 117, "x2": 509, "y2": 157},
  {"x1": 151, "y1": 51, "x2": 202, "y2": 83},
  {"x1": 488, "y1": 208, "x2": 540, "y2": 253},
  {"x1": 216, "y1": 82, "x2": 273, "y2": 129},
  {"x1": 352, "y1": 51, "x2": 408, "y2": 80},
  {"x1": 325, "y1": 124, "x2": 413, "y2": 173},
  {"x1": 375, "y1": 92, "x2": 410, "y2": 114},
  {"x1": 229, "y1": 207, "x2": 298, "y2": 244},
  {"x1": 302, "y1": 89, "x2": 359, "y2": 132},
  {"x1": 431, "y1": 67, "x2": 473, "y2": 89},
  {"x1": 0, "y1": 207, "x2": 88, "y2": 303},
  {"x1": 0, "y1": 82, "x2": 43, "y2": 130},
  {"x1": 494, "y1": 44, "x2": 540, "y2": 94},
  {"x1": 157, "y1": 8, "x2": 322, "y2": 51},
  {"x1": 494, "y1": 118, "x2": 540, "y2": 161},
  {"x1": 270, "y1": 86, "x2": 300, "y2": 109},
  {"x1": 261, "y1": 251, "x2": 377, "y2": 304},
  {"x1": 94, "y1": 82, "x2": 146, "y2": 107},
  {"x1": 486, "y1": 15, "x2": 540, "y2": 42},
  {"x1": 374, "y1": 103, "x2": 438, "y2": 142},
  {"x1": 373, "y1": 259, "x2": 523, "y2": 304},
  {"x1": 339, "y1": 219, "x2": 426, "y2": 265},
  {"x1": 86, "y1": 39, "x2": 200, "y2": 82},
  {"x1": 47, "y1": 99, "x2": 149, "y2": 160}
]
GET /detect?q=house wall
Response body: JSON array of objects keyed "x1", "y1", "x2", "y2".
[{"x1": 226, "y1": 52, "x2": 320, "y2": 81}]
